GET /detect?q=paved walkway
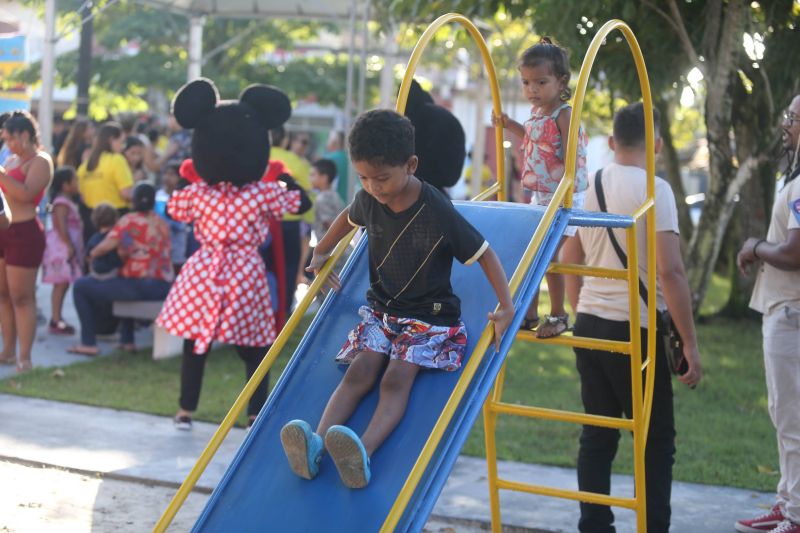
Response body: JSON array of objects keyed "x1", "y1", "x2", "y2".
[{"x1": 0, "y1": 283, "x2": 776, "y2": 532}]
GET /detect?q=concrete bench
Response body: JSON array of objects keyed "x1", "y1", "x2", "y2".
[{"x1": 111, "y1": 301, "x2": 183, "y2": 360}]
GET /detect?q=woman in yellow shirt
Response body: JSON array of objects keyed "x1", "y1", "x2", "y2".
[{"x1": 77, "y1": 122, "x2": 133, "y2": 238}]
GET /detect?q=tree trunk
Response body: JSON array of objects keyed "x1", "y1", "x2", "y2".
[
  {"x1": 76, "y1": 3, "x2": 93, "y2": 117},
  {"x1": 721, "y1": 158, "x2": 772, "y2": 318},
  {"x1": 684, "y1": 0, "x2": 745, "y2": 312},
  {"x1": 655, "y1": 97, "x2": 693, "y2": 246},
  {"x1": 720, "y1": 63, "x2": 778, "y2": 317}
]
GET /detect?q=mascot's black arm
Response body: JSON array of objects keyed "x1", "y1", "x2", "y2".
[{"x1": 277, "y1": 173, "x2": 312, "y2": 214}]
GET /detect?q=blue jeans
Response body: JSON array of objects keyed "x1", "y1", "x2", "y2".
[{"x1": 72, "y1": 276, "x2": 172, "y2": 347}]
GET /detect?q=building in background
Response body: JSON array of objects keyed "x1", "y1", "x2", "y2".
[{"x1": 0, "y1": 32, "x2": 28, "y2": 113}]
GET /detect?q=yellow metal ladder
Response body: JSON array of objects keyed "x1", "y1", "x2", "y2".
[{"x1": 481, "y1": 19, "x2": 659, "y2": 532}]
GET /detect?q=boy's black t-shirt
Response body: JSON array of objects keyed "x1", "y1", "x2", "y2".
[{"x1": 348, "y1": 181, "x2": 488, "y2": 326}]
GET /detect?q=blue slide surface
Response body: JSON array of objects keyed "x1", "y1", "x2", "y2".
[{"x1": 193, "y1": 201, "x2": 572, "y2": 532}]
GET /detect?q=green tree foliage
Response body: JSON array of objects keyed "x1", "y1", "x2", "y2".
[
  {"x1": 389, "y1": 0, "x2": 800, "y2": 314},
  {"x1": 17, "y1": 1, "x2": 380, "y2": 113}
]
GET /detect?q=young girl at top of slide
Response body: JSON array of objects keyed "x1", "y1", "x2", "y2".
[{"x1": 493, "y1": 37, "x2": 588, "y2": 338}]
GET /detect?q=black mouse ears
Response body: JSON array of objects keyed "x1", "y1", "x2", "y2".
[
  {"x1": 172, "y1": 78, "x2": 219, "y2": 129},
  {"x1": 172, "y1": 78, "x2": 292, "y2": 130},
  {"x1": 407, "y1": 79, "x2": 434, "y2": 111},
  {"x1": 239, "y1": 84, "x2": 292, "y2": 130}
]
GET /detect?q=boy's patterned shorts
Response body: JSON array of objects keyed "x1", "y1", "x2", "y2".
[{"x1": 335, "y1": 306, "x2": 467, "y2": 371}]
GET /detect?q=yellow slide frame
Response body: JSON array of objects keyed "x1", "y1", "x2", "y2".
[{"x1": 154, "y1": 14, "x2": 657, "y2": 533}]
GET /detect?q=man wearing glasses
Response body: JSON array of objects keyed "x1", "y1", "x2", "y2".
[{"x1": 735, "y1": 94, "x2": 800, "y2": 533}]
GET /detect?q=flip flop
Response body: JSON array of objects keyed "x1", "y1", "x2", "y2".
[
  {"x1": 16, "y1": 360, "x2": 32, "y2": 373},
  {"x1": 0, "y1": 355, "x2": 16, "y2": 365},
  {"x1": 67, "y1": 346, "x2": 100, "y2": 357}
]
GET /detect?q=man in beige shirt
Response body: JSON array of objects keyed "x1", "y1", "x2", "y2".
[
  {"x1": 735, "y1": 94, "x2": 800, "y2": 533},
  {"x1": 563, "y1": 103, "x2": 702, "y2": 533}
]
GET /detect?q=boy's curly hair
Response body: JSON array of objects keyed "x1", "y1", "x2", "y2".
[
  {"x1": 519, "y1": 37, "x2": 572, "y2": 101},
  {"x1": 348, "y1": 110, "x2": 415, "y2": 166}
]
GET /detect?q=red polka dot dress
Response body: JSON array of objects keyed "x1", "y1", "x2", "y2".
[{"x1": 156, "y1": 180, "x2": 300, "y2": 354}]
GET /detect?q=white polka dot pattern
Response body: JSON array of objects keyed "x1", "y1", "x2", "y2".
[{"x1": 156, "y1": 180, "x2": 301, "y2": 353}]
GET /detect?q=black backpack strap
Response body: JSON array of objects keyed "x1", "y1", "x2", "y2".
[{"x1": 594, "y1": 169, "x2": 650, "y2": 304}]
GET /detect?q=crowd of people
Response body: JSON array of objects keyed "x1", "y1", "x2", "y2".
[
  {"x1": 0, "y1": 108, "x2": 349, "y2": 367},
  {"x1": 0, "y1": 35, "x2": 797, "y2": 533}
]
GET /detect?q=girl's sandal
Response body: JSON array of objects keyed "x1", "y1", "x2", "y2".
[
  {"x1": 535, "y1": 314, "x2": 570, "y2": 339},
  {"x1": 16, "y1": 360, "x2": 33, "y2": 373},
  {"x1": 520, "y1": 316, "x2": 540, "y2": 331},
  {"x1": 0, "y1": 354, "x2": 16, "y2": 365}
]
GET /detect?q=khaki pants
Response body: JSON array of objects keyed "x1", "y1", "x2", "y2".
[{"x1": 763, "y1": 303, "x2": 800, "y2": 522}]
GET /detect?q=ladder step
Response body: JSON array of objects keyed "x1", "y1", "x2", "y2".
[
  {"x1": 548, "y1": 263, "x2": 628, "y2": 280},
  {"x1": 489, "y1": 402, "x2": 634, "y2": 430},
  {"x1": 517, "y1": 330, "x2": 631, "y2": 354},
  {"x1": 495, "y1": 479, "x2": 638, "y2": 509}
]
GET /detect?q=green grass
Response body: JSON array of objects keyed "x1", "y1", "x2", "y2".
[
  {"x1": 0, "y1": 318, "x2": 311, "y2": 428},
  {"x1": 1, "y1": 275, "x2": 777, "y2": 491},
  {"x1": 459, "y1": 316, "x2": 776, "y2": 491}
]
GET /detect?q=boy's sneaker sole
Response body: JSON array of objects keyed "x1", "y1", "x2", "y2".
[
  {"x1": 280, "y1": 422, "x2": 317, "y2": 480},
  {"x1": 325, "y1": 426, "x2": 370, "y2": 489}
]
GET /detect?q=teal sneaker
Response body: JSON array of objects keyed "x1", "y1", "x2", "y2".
[
  {"x1": 325, "y1": 425, "x2": 371, "y2": 489},
  {"x1": 280, "y1": 420, "x2": 323, "y2": 480}
]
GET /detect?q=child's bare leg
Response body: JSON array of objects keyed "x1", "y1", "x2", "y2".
[
  {"x1": 51, "y1": 282, "x2": 69, "y2": 323},
  {"x1": 536, "y1": 237, "x2": 570, "y2": 338},
  {"x1": 316, "y1": 350, "x2": 386, "y2": 437},
  {"x1": 360, "y1": 359, "x2": 420, "y2": 456},
  {"x1": 546, "y1": 271, "x2": 566, "y2": 317},
  {"x1": 0, "y1": 262, "x2": 17, "y2": 363}
]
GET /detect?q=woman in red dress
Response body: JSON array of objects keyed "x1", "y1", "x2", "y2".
[{"x1": 0, "y1": 111, "x2": 53, "y2": 373}]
